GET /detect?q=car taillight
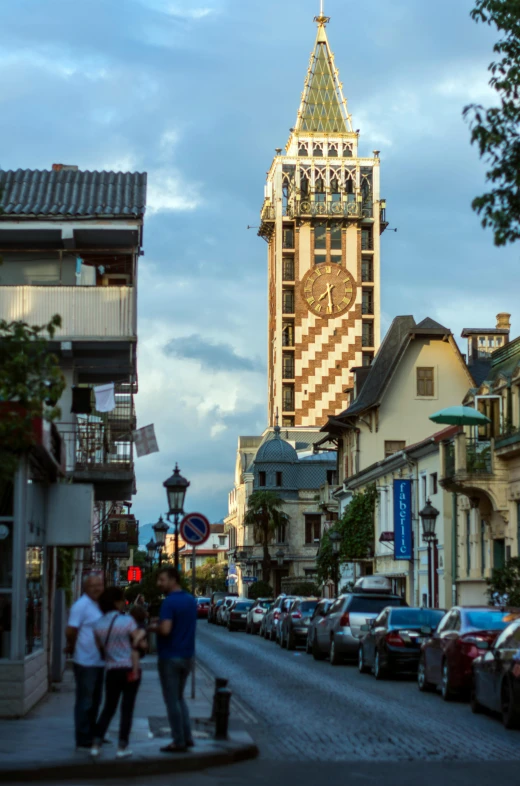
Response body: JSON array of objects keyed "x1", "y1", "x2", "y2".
[
  {"x1": 254, "y1": 608, "x2": 264, "y2": 614},
  {"x1": 460, "y1": 634, "x2": 494, "y2": 657},
  {"x1": 386, "y1": 632, "x2": 405, "y2": 647},
  {"x1": 274, "y1": 611, "x2": 281, "y2": 620},
  {"x1": 340, "y1": 612, "x2": 350, "y2": 626},
  {"x1": 292, "y1": 611, "x2": 302, "y2": 620}
]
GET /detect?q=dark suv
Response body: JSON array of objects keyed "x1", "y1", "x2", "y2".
[
  {"x1": 313, "y1": 591, "x2": 408, "y2": 664},
  {"x1": 280, "y1": 598, "x2": 319, "y2": 650}
]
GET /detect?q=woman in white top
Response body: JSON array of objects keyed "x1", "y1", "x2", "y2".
[{"x1": 91, "y1": 587, "x2": 145, "y2": 758}]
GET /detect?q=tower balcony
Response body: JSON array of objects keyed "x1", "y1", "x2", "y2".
[{"x1": 259, "y1": 198, "x2": 373, "y2": 222}]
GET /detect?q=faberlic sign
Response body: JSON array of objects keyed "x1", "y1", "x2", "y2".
[{"x1": 394, "y1": 479, "x2": 412, "y2": 561}]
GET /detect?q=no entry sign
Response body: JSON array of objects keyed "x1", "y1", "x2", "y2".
[{"x1": 179, "y1": 512, "x2": 211, "y2": 547}]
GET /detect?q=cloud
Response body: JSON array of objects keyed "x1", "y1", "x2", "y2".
[
  {"x1": 140, "y1": 1, "x2": 215, "y2": 19},
  {"x1": 163, "y1": 334, "x2": 265, "y2": 373}
]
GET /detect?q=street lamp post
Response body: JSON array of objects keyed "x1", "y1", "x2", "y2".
[
  {"x1": 146, "y1": 538, "x2": 157, "y2": 570},
  {"x1": 419, "y1": 499, "x2": 440, "y2": 608},
  {"x1": 152, "y1": 516, "x2": 169, "y2": 568},
  {"x1": 329, "y1": 530, "x2": 341, "y2": 598},
  {"x1": 163, "y1": 464, "x2": 190, "y2": 572}
]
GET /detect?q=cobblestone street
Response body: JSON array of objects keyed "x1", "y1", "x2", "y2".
[{"x1": 197, "y1": 623, "x2": 520, "y2": 763}]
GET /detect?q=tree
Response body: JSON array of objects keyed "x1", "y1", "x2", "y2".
[
  {"x1": 248, "y1": 580, "x2": 273, "y2": 600},
  {"x1": 487, "y1": 556, "x2": 520, "y2": 605},
  {"x1": 317, "y1": 484, "x2": 378, "y2": 584},
  {"x1": 244, "y1": 491, "x2": 289, "y2": 583},
  {"x1": 0, "y1": 316, "x2": 65, "y2": 481},
  {"x1": 184, "y1": 560, "x2": 227, "y2": 595},
  {"x1": 464, "y1": 0, "x2": 520, "y2": 245}
]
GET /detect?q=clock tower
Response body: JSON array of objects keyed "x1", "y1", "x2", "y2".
[{"x1": 259, "y1": 11, "x2": 387, "y2": 428}]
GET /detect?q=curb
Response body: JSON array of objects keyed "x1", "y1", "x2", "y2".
[{"x1": 0, "y1": 738, "x2": 259, "y2": 783}]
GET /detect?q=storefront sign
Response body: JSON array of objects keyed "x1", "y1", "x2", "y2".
[{"x1": 393, "y1": 479, "x2": 412, "y2": 561}]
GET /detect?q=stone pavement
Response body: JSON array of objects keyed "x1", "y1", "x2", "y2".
[{"x1": 0, "y1": 657, "x2": 257, "y2": 782}]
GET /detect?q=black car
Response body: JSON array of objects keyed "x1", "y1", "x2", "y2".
[
  {"x1": 471, "y1": 618, "x2": 520, "y2": 728},
  {"x1": 280, "y1": 598, "x2": 319, "y2": 650},
  {"x1": 358, "y1": 607, "x2": 445, "y2": 679},
  {"x1": 228, "y1": 599, "x2": 255, "y2": 631}
]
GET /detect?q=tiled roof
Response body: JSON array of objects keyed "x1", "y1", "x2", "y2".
[{"x1": 0, "y1": 168, "x2": 147, "y2": 218}]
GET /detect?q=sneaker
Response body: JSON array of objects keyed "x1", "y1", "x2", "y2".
[{"x1": 116, "y1": 747, "x2": 133, "y2": 758}]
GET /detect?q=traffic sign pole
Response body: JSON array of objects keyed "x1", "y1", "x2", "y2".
[{"x1": 191, "y1": 544, "x2": 196, "y2": 700}]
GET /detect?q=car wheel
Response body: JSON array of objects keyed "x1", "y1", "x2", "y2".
[
  {"x1": 246, "y1": 624, "x2": 251, "y2": 634},
  {"x1": 441, "y1": 660, "x2": 454, "y2": 701},
  {"x1": 501, "y1": 679, "x2": 520, "y2": 729},
  {"x1": 281, "y1": 630, "x2": 287, "y2": 648},
  {"x1": 287, "y1": 632, "x2": 295, "y2": 651},
  {"x1": 330, "y1": 638, "x2": 343, "y2": 666},
  {"x1": 417, "y1": 654, "x2": 434, "y2": 692},
  {"x1": 252, "y1": 625, "x2": 257, "y2": 636},
  {"x1": 374, "y1": 650, "x2": 386, "y2": 680},
  {"x1": 313, "y1": 634, "x2": 326, "y2": 661},
  {"x1": 306, "y1": 636, "x2": 312, "y2": 655},
  {"x1": 270, "y1": 627, "x2": 276, "y2": 642},
  {"x1": 358, "y1": 645, "x2": 369, "y2": 674},
  {"x1": 470, "y1": 677, "x2": 483, "y2": 714}
]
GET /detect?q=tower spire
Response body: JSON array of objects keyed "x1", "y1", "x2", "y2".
[{"x1": 295, "y1": 12, "x2": 352, "y2": 134}]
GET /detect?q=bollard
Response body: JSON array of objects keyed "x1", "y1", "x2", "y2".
[
  {"x1": 214, "y1": 687, "x2": 232, "y2": 740},
  {"x1": 210, "y1": 677, "x2": 229, "y2": 721}
]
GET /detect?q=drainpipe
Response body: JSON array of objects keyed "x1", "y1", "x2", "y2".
[{"x1": 452, "y1": 492, "x2": 458, "y2": 605}]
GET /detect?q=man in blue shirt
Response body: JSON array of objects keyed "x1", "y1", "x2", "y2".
[{"x1": 154, "y1": 567, "x2": 197, "y2": 753}]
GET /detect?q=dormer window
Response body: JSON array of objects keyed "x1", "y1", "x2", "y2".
[
  {"x1": 328, "y1": 143, "x2": 338, "y2": 157},
  {"x1": 313, "y1": 142, "x2": 323, "y2": 157},
  {"x1": 299, "y1": 142, "x2": 308, "y2": 156},
  {"x1": 259, "y1": 471, "x2": 266, "y2": 487},
  {"x1": 343, "y1": 143, "x2": 353, "y2": 157}
]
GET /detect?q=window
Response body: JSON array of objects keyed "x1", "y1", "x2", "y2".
[
  {"x1": 362, "y1": 321, "x2": 374, "y2": 347},
  {"x1": 259, "y1": 471, "x2": 266, "y2": 487},
  {"x1": 430, "y1": 473, "x2": 438, "y2": 495},
  {"x1": 417, "y1": 367, "x2": 434, "y2": 397},
  {"x1": 282, "y1": 385, "x2": 294, "y2": 411},
  {"x1": 343, "y1": 144, "x2": 353, "y2": 158},
  {"x1": 300, "y1": 176, "x2": 310, "y2": 197},
  {"x1": 362, "y1": 352, "x2": 374, "y2": 367},
  {"x1": 282, "y1": 289, "x2": 295, "y2": 314},
  {"x1": 298, "y1": 143, "x2": 308, "y2": 156},
  {"x1": 328, "y1": 143, "x2": 338, "y2": 157},
  {"x1": 362, "y1": 258, "x2": 373, "y2": 282},
  {"x1": 362, "y1": 289, "x2": 374, "y2": 315},
  {"x1": 282, "y1": 226, "x2": 294, "y2": 249},
  {"x1": 493, "y1": 538, "x2": 505, "y2": 570},
  {"x1": 282, "y1": 416, "x2": 294, "y2": 427},
  {"x1": 327, "y1": 470, "x2": 337, "y2": 485},
  {"x1": 330, "y1": 222, "x2": 342, "y2": 250},
  {"x1": 466, "y1": 511, "x2": 471, "y2": 575},
  {"x1": 276, "y1": 472, "x2": 283, "y2": 487},
  {"x1": 361, "y1": 228, "x2": 373, "y2": 251},
  {"x1": 219, "y1": 535, "x2": 226, "y2": 545},
  {"x1": 282, "y1": 353, "x2": 295, "y2": 379},
  {"x1": 305, "y1": 515, "x2": 321, "y2": 544},
  {"x1": 314, "y1": 254, "x2": 326, "y2": 265},
  {"x1": 384, "y1": 440, "x2": 405, "y2": 458},
  {"x1": 313, "y1": 143, "x2": 323, "y2": 157},
  {"x1": 26, "y1": 546, "x2": 43, "y2": 655},
  {"x1": 276, "y1": 523, "x2": 287, "y2": 543},
  {"x1": 314, "y1": 222, "x2": 327, "y2": 249},
  {"x1": 282, "y1": 257, "x2": 295, "y2": 281},
  {"x1": 282, "y1": 321, "x2": 294, "y2": 347},
  {"x1": 494, "y1": 621, "x2": 520, "y2": 649},
  {"x1": 421, "y1": 475, "x2": 427, "y2": 503}
]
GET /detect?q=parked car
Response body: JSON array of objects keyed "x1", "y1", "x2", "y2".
[
  {"x1": 246, "y1": 598, "x2": 273, "y2": 634},
  {"x1": 276, "y1": 597, "x2": 302, "y2": 644},
  {"x1": 208, "y1": 591, "x2": 237, "y2": 624},
  {"x1": 418, "y1": 606, "x2": 520, "y2": 700},
  {"x1": 358, "y1": 607, "x2": 445, "y2": 679},
  {"x1": 228, "y1": 599, "x2": 255, "y2": 631},
  {"x1": 471, "y1": 617, "x2": 520, "y2": 728},
  {"x1": 217, "y1": 596, "x2": 239, "y2": 626},
  {"x1": 306, "y1": 598, "x2": 333, "y2": 654},
  {"x1": 211, "y1": 598, "x2": 225, "y2": 624},
  {"x1": 196, "y1": 597, "x2": 211, "y2": 619},
  {"x1": 312, "y1": 577, "x2": 408, "y2": 664},
  {"x1": 280, "y1": 598, "x2": 319, "y2": 650},
  {"x1": 263, "y1": 595, "x2": 298, "y2": 641}
]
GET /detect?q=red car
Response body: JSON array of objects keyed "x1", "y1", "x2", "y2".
[
  {"x1": 418, "y1": 606, "x2": 519, "y2": 700},
  {"x1": 196, "y1": 597, "x2": 211, "y2": 618}
]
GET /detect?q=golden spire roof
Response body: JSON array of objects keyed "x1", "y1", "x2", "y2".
[{"x1": 295, "y1": 10, "x2": 353, "y2": 135}]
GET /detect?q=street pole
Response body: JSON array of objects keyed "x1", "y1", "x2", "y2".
[
  {"x1": 174, "y1": 512, "x2": 180, "y2": 572},
  {"x1": 433, "y1": 538, "x2": 439, "y2": 608},
  {"x1": 427, "y1": 541, "x2": 432, "y2": 607},
  {"x1": 191, "y1": 544, "x2": 196, "y2": 699}
]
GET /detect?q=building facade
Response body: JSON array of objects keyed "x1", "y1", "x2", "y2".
[
  {"x1": 0, "y1": 165, "x2": 146, "y2": 715},
  {"x1": 259, "y1": 13, "x2": 387, "y2": 428}
]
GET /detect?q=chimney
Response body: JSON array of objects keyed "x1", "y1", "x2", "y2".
[
  {"x1": 52, "y1": 164, "x2": 79, "y2": 172},
  {"x1": 496, "y1": 312, "x2": 511, "y2": 343}
]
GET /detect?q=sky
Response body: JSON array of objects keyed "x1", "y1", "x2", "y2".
[{"x1": 2, "y1": 0, "x2": 519, "y2": 531}]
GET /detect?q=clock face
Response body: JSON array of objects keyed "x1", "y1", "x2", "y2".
[{"x1": 301, "y1": 263, "x2": 356, "y2": 318}]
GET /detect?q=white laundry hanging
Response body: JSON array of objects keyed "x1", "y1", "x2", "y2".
[{"x1": 94, "y1": 383, "x2": 116, "y2": 413}]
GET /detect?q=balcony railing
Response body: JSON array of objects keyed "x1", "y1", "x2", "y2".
[
  {"x1": 0, "y1": 286, "x2": 135, "y2": 339},
  {"x1": 260, "y1": 199, "x2": 373, "y2": 221},
  {"x1": 466, "y1": 438, "x2": 492, "y2": 474},
  {"x1": 59, "y1": 421, "x2": 133, "y2": 474}
]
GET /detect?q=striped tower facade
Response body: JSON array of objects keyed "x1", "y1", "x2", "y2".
[{"x1": 259, "y1": 12, "x2": 386, "y2": 428}]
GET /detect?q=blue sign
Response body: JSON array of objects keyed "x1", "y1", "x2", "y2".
[
  {"x1": 243, "y1": 577, "x2": 258, "y2": 584},
  {"x1": 393, "y1": 479, "x2": 412, "y2": 561},
  {"x1": 180, "y1": 512, "x2": 211, "y2": 546}
]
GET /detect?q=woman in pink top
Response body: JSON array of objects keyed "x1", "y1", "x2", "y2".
[{"x1": 91, "y1": 587, "x2": 145, "y2": 758}]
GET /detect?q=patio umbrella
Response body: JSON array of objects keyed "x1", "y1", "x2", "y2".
[{"x1": 429, "y1": 405, "x2": 491, "y2": 426}]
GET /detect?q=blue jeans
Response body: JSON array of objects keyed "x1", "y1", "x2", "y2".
[
  {"x1": 73, "y1": 664, "x2": 104, "y2": 746},
  {"x1": 158, "y1": 657, "x2": 193, "y2": 747}
]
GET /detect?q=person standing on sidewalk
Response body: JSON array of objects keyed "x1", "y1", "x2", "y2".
[
  {"x1": 90, "y1": 587, "x2": 145, "y2": 759},
  {"x1": 153, "y1": 567, "x2": 197, "y2": 754},
  {"x1": 65, "y1": 574, "x2": 104, "y2": 750}
]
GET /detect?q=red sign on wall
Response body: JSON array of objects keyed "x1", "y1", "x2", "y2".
[{"x1": 127, "y1": 566, "x2": 142, "y2": 583}]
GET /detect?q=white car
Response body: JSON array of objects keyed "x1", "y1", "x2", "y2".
[{"x1": 245, "y1": 598, "x2": 273, "y2": 634}]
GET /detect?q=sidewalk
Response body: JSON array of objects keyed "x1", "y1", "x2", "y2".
[{"x1": 0, "y1": 658, "x2": 258, "y2": 782}]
